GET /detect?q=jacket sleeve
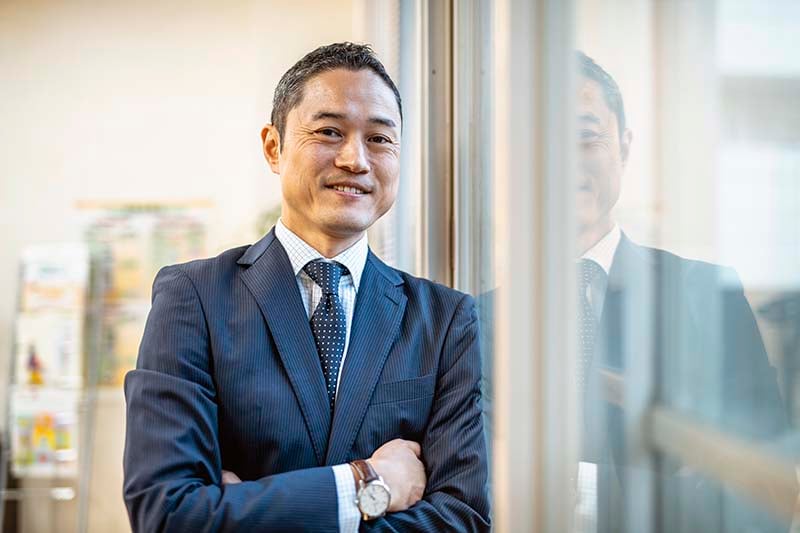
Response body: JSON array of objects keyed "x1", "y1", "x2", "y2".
[
  {"x1": 362, "y1": 294, "x2": 491, "y2": 532},
  {"x1": 686, "y1": 264, "x2": 790, "y2": 439},
  {"x1": 123, "y1": 266, "x2": 339, "y2": 533}
]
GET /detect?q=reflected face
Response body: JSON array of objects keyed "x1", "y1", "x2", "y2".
[
  {"x1": 577, "y1": 78, "x2": 631, "y2": 233},
  {"x1": 267, "y1": 68, "x2": 401, "y2": 246}
]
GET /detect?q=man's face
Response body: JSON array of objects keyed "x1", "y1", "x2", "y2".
[
  {"x1": 264, "y1": 68, "x2": 401, "y2": 247},
  {"x1": 577, "y1": 78, "x2": 631, "y2": 233}
]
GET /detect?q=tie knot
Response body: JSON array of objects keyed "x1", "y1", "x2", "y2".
[
  {"x1": 303, "y1": 260, "x2": 347, "y2": 295},
  {"x1": 579, "y1": 259, "x2": 604, "y2": 291}
]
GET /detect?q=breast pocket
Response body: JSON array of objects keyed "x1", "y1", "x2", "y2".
[
  {"x1": 370, "y1": 374, "x2": 437, "y2": 405},
  {"x1": 356, "y1": 374, "x2": 437, "y2": 454}
]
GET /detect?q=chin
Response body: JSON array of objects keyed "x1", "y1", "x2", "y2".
[
  {"x1": 323, "y1": 215, "x2": 373, "y2": 238},
  {"x1": 326, "y1": 206, "x2": 387, "y2": 233}
]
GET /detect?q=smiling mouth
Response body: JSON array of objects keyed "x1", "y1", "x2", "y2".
[{"x1": 328, "y1": 184, "x2": 369, "y2": 195}]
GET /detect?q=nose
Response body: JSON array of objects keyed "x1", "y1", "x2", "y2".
[{"x1": 335, "y1": 136, "x2": 370, "y2": 174}]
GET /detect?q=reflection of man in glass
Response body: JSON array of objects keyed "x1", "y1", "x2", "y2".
[{"x1": 576, "y1": 52, "x2": 792, "y2": 533}]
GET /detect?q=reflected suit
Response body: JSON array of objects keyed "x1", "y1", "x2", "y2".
[{"x1": 586, "y1": 232, "x2": 791, "y2": 533}]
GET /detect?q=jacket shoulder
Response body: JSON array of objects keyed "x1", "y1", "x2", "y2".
[
  {"x1": 632, "y1": 242, "x2": 739, "y2": 289},
  {"x1": 388, "y1": 263, "x2": 474, "y2": 311}
]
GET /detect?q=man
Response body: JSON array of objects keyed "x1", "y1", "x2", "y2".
[
  {"x1": 576, "y1": 51, "x2": 792, "y2": 532},
  {"x1": 123, "y1": 43, "x2": 490, "y2": 532}
]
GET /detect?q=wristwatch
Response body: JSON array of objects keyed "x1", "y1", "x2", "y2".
[{"x1": 350, "y1": 459, "x2": 391, "y2": 520}]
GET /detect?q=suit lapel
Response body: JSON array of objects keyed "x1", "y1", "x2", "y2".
[
  {"x1": 595, "y1": 233, "x2": 657, "y2": 471},
  {"x1": 237, "y1": 229, "x2": 331, "y2": 465},
  {"x1": 599, "y1": 233, "x2": 652, "y2": 371},
  {"x1": 325, "y1": 251, "x2": 406, "y2": 465}
]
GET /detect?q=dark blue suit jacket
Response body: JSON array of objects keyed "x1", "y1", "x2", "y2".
[
  {"x1": 123, "y1": 229, "x2": 490, "y2": 532},
  {"x1": 586, "y1": 233, "x2": 791, "y2": 533}
]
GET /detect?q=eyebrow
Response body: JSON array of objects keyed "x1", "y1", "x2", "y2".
[
  {"x1": 579, "y1": 113, "x2": 601, "y2": 125},
  {"x1": 369, "y1": 116, "x2": 398, "y2": 128},
  {"x1": 311, "y1": 111, "x2": 397, "y2": 129}
]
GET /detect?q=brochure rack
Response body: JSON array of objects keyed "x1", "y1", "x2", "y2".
[{"x1": 1, "y1": 244, "x2": 106, "y2": 533}]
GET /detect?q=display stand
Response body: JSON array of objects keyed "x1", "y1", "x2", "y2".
[
  {"x1": 2, "y1": 202, "x2": 209, "y2": 532},
  {"x1": 1, "y1": 244, "x2": 106, "y2": 533}
]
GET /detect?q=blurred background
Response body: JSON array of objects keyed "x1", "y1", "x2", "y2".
[{"x1": 0, "y1": 0, "x2": 798, "y2": 531}]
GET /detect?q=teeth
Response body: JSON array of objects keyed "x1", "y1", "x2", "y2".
[{"x1": 332, "y1": 185, "x2": 365, "y2": 194}]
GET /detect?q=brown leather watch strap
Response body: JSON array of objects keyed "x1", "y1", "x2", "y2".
[
  {"x1": 349, "y1": 462, "x2": 363, "y2": 491},
  {"x1": 351, "y1": 459, "x2": 379, "y2": 483}
]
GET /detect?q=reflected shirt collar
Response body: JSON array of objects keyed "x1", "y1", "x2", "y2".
[
  {"x1": 581, "y1": 223, "x2": 621, "y2": 276},
  {"x1": 274, "y1": 218, "x2": 368, "y2": 291}
]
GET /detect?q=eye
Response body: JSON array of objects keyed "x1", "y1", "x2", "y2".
[
  {"x1": 579, "y1": 130, "x2": 605, "y2": 150},
  {"x1": 369, "y1": 135, "x2": 392, "y2": 144},
  {"x1": 317, "y1": 128, "x2": 341, "y2": 138}
]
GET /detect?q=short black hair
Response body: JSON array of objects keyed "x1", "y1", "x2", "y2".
[
  {"x1": 577, "y1": 51, "x2": 626, "y2": 137},
  {"x1": 270, "y1": 42, "x2": 402, "y2": 145}
]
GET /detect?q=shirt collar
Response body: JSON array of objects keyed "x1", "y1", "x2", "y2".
[
  {"x1": 274, "y1": 218, "x2": 369, "y2": 291},
  {"x1": 581, "y1": 223, "x2": 621, "y2": 276}
]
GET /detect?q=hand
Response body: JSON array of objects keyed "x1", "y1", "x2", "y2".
[
  {"x1": 367, "y1": 439, "x2": 426, "y2": 512},
  {"x1": 221, "y1": 470, "x2": 242, "y2": 485}
]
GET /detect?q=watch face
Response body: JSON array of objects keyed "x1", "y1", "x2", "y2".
[{"x1": 359, "y1": 483, "x2": 390, "y2": 517}]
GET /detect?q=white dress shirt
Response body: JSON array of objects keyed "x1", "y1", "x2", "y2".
[
  {"x1": 581, "y1": 223, "x2": 620, "y2": 276},
  {"x1": 274, "y1": 219, "x2": 365, "y2": 532}
]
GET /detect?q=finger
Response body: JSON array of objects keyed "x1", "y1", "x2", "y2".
[
  {"x1": 403, "y1": 440, "x2": 422, "y2": 456},
  {"x1": 221, "y1": 470, "x2": 242, "y2": 484}
]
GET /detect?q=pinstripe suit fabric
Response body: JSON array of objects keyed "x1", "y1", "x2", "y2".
[{"x1": 123, "y1": 228, "x2": 490, "y2": 532}]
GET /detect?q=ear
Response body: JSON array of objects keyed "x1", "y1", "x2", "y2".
[
  {"x1": 262, "y1": 124, "x2": 281, "y2": 174},
  {"x1": 620, "y1": 128, "x2": 633, "y2": 168}
]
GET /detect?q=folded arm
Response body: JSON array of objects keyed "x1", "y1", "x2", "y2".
[
  {"x1": 123, "y1": 266, "x2": 339, "y2": 532},
  {"x1": 362, "y1": 294, "x2": 491, "y2": 532}
]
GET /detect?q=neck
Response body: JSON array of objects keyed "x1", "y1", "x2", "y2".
[
  {"x1": 282, "y1": 220, "x2": 364, "y2": 258},
  {"x1": 578, "y1": 218, "x2": 613, "y2": 256}
]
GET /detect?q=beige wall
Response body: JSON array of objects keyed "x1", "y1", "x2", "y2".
[{"x1": 0, "y1": 1, "x2": 356, "y2": 530}]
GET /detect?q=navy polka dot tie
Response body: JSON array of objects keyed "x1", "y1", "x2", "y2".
[
  {"x1": 578, "y1": 259, "x2": 603, "y2": 392},
  {"x1": 303, "y1": 260, "x2": 348, "y2": 413}
]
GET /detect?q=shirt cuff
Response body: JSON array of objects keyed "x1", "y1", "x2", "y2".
[{"x1": 332, "y1": 463, "x2": 361, "y2": 533}]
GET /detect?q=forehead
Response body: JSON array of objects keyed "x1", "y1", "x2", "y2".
[
  {"x1": 292, "y1": 68, "x2": 400, "y2": 124},
  {"x1": 579, "y1": 78, "x2": 615, "y2": 126}
]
